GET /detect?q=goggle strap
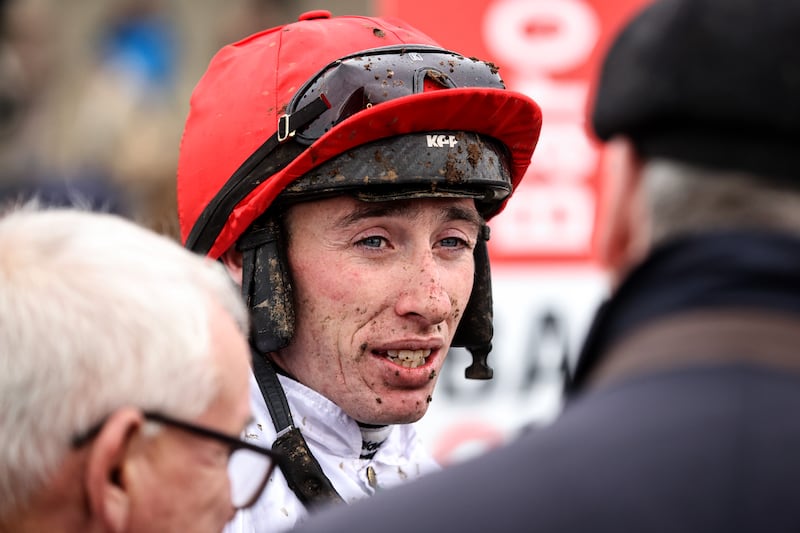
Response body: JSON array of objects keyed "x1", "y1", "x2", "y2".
[{"x1": 185, "y1": 95, "x2": 331, "y2": 254}]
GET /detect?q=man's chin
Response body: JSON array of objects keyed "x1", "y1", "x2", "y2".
[{"x1": 353, "y1": 403, "x2": 431, "y2": 426}]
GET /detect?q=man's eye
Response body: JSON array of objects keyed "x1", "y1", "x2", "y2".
[
  {"x1": 357, "y1": 236, "x2": 386, "y2": 248},
  {"x1": 440, "y1": 237, "x2": 468, "y2": 248}
]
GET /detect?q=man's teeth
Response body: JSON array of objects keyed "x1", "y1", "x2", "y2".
[{"x1": 385, "y1": 349, "x2": 431, "y2": 368}]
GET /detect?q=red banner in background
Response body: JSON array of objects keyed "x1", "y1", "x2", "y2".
[{"x1": 377, "y1": 0, "x2": 648, "y2": 265}]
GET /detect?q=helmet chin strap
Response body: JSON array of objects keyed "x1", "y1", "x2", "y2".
[{"x1": 237, "y1": 216, "x2": 294, "y2": 353}]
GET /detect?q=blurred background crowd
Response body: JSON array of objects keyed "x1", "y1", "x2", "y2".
[{"x1": 0, "y1": 0, "x2": 368, "y2": 237}]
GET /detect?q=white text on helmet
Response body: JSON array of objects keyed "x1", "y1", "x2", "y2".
[{"x1": 426, "y1": 134, "x2": 459, "y2": 148}]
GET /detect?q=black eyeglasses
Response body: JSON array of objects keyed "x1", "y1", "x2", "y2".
[
  {"x1": 287, "y1": 44, "x2": 506, "y2": 145},
  {"x1": 72, "y1": 411, "x2": 283, "y2": 510}
]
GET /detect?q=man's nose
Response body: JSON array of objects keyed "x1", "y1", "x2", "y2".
[{"x1": 393, "y1": 251, "x2": 454, "y2": 326}]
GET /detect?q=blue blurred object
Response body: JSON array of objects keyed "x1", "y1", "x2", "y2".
[{"x1": 101, "y1": 14, "x2": 177, "y2": 90}]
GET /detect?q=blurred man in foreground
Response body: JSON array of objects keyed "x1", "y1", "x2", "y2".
[{"x1": 0, "y1": 206, "x2": 282, "y2": 532}]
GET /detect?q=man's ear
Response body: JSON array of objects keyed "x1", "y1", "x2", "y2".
[
  {"x1": 84, "y1": 408, "x2": 144, "y2": 533},
  {"x1": 597, "y1": 136, "x2": 649, "y2": 286},
  {"x1": 220, "y1": 247, "x2": 244, "y2": 286}
]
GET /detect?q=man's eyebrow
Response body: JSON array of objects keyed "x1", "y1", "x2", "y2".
[
  {"x1": 336, "y1": 204, "x2": 402, "y2": 227},
  {"x1": 336, "y1": 202, "x2": 484, "y2": 228},
  {"x1": 443, "y1": 205, "x2": 485, "y2": 229}
]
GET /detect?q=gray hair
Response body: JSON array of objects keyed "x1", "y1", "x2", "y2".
[
  {"x1": 0, "y1": 206, "x2": 248, "y2": 516},
  {"x1": 642, "y1": 159, "x2": 800, "y2": 247}
]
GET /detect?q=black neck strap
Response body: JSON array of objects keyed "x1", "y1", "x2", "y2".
[
  {"x1": 251, "y1": 349, "x2": 344, "y2": 509},
  {"x1": 251, "y1": 348, "x2": 294, "y2": 431}
]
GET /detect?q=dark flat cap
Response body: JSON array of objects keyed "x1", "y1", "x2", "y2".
[{"x1": 591, "y1": 0, "x2": 800, "y2": 180}]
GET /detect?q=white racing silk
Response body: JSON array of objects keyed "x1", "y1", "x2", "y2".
[{"x1": 224, "y1": 373, "x2": 440, "y2": 533}]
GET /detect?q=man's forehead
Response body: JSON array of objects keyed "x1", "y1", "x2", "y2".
[{"x1": 336, "y1": 197, "x2": 483, "y2": 226}]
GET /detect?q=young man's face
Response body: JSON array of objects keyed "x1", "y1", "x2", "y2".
[{"x1": 273, "y1": 196, "x2": 482, "y2": 425}]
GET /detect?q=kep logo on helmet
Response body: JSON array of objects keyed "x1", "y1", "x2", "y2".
[{"x1": 426, "y1": 135, "x2": 459, "y2": 148}]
